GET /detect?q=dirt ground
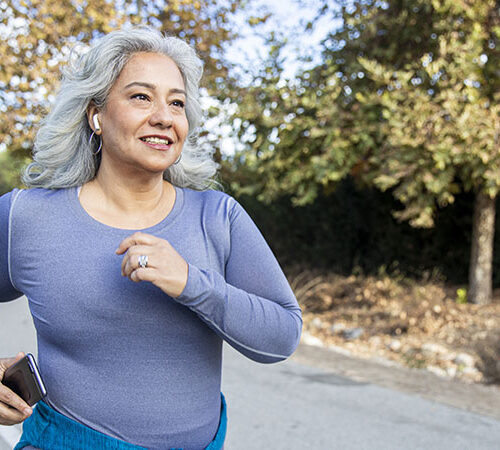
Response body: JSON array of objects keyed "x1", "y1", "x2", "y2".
[{"x1": 289, "y1": 269, "x2": 500, "y2": 385}]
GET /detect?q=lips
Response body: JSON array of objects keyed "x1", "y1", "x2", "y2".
[
  {"x1": 140, "y1": 136, "x2": 173, "y2": 145},
  {"x1": 139, "y1": 135, "x2": 175, "y2": 151}
]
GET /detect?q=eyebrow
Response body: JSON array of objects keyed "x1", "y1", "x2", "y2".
[{"x1": 123, "y1": 81, "x2": 186, "y2": 96}]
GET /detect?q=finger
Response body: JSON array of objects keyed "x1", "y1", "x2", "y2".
[
  {"x1": 123, "y1": 255, "x2": 155, "y2": 280},
  {"x1": 0, "y1": 352, "x2": 25, "y2": 369},
  {"x1": 0, "y1": 385, "x2": 32, "y2": 418},
  {"x1": 120, "y1": 245, "x2": 154, "y2": 276},
  {"x1": 115, "y1": 232, "x2": 159, "y2": 255},
  {"x1": 129, "y1": 267, "x2": 157, "y2": 283},
  {"x1": 0, "y1": 353, "x2": 26, "y2": 379},
  {"x1": 0, "y1": 400, "x2": 30, "y2": 425}
]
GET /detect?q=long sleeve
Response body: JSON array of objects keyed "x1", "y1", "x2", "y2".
[
  {"x1": 0, "y1": 190, "x2": 23, "y2": 302},
  {"x1": 176, "y1": 200, "x2": 302, "y2": 363},
  {"x1": 4, "y1": 186, "x2": 300, "y2": 448}
]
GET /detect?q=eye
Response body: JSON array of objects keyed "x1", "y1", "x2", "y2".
[
  {"x1": 131, "y1": 93, "x2": 150, "y2": 101},
  {"x1": 171, "y1": 99, "x2": 185, "y2": 108}
]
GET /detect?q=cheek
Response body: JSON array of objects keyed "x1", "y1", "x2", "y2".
[
  {"x1": 179, "y1": 117, "x2": 190, "y2": 141},
  {"x1": 101, "y1": 117, "x2": 124, "y2": 141}
]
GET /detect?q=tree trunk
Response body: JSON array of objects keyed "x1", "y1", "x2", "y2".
[{"x1": 468, "y1": 192, "x2": 496, "y2": 305}]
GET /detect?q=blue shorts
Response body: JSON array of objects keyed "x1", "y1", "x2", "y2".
[{"x1": 15, "y1": 394, "x2": 227, "y2": 450}]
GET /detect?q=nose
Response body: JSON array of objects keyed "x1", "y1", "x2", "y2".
[{"x1": 149, "y1": 102, "x2": 173, "y2": 128}]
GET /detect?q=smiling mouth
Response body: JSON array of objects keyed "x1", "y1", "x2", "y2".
[{"x1": 140, "y1": 136, "x2": 174, "y2": 145}]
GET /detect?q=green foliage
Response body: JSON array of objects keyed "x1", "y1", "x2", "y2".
[
  {"x1": 229, "y1": 179, "x2": 500, "y2": 288},
  {"x1": 228, "y1": 0, "x2": 499, "y2": 229},
  {"x1": 356, "y1": 0, "x2": 500, "y2": 227},
  {"x1": 456, "y1": 288, "x2": 468, "y2": 304},
  {"x1": 225, "y1": 29, "x2": 359, "y2": 206},
  {"x1": 0, "y1": 150, "x2": 29, "y2": 195}
]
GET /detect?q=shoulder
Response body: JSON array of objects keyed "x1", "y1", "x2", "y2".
[
  {"x1": 0, "y1": 189, "x2": 25, "y2": 219},
  {"x1": 0, "y1": 189, "x2": 15, "y2": 211},
  {"x1": 4, "y1": 188, "x2": 69, "y2": 220},
  {"x1": 0, "y1": 190, "x2": 16, "y2": 224},
  {"x1": 0, "y1": 188, "x2": 22, "y2": 206},
  {"x1": 180, "y1": 187, "x2": 242, "y2": 220}
]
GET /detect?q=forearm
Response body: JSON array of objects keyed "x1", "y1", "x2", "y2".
[{"x1": 177, "y1": 264, "x2": 302, "y2": 363}]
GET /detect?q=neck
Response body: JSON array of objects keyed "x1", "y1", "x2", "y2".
[{"x1": 88, "y1": 161, "x2": 170, "y2": 214}]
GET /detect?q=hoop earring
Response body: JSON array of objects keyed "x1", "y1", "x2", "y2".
[
  {"x1": 174, "y1": 153, "x2": 182, "y2": 165},
  {"x1": 88, "y1": 131, "x2": 102, "y2": 155}
]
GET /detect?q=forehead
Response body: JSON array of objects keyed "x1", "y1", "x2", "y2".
[{"x1": 114, "y1": 52, "x2": 185, "y2": 89}]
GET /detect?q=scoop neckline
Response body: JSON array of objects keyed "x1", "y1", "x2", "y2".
[{"x1": 67, "y1": 184, "x2": 184, "y2": 233}]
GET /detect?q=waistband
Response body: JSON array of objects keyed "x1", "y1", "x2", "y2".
[{"x1": 15, "y1": 394, "x2": 227, "y2": 450}]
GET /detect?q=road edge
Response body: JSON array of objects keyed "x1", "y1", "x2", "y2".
[{"x1": 291, "y1": 341, "x2": 500, "y2": 421}]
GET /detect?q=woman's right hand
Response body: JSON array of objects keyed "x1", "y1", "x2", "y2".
[{"x1": 0, "y1": 352, "x2": 33, "y2": 425}]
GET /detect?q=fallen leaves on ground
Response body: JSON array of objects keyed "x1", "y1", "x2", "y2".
[{"x1": 289, "y1": 268, "x2": 500, "y2": 384}]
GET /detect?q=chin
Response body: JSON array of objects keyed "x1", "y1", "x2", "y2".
[{"x1": 140, "y1": 155, "x2": 179, "y2": 174}]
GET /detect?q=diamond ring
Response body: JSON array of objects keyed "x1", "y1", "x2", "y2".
[{"x1": 138, "y1": 255, "x2": 148, "y2": 268}]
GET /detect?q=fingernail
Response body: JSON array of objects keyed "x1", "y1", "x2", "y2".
[{"x1": 24, "y1": 408, "x2": 32, "y2": 416}]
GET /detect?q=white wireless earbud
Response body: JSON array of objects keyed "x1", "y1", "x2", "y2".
[{"x1": 93, "y1": 115, "x2": 101, "y2": 132}]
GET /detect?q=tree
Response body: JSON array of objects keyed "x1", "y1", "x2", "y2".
[
  {"x1": 0, "y1": 0, "x2": 120, "y2": 161},
  {"x1": 351, "y1": 0, "x2": 499, "y2": 304},
  {"x1": 228, "y1": 0, "x2": 499, "y2": 303}
]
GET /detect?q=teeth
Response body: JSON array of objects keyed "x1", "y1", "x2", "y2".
[{"x1": 142, "y1": 137, "x2": 171, "y2": 145}]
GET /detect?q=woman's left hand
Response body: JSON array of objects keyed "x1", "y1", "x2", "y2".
[{"x1": 116, "y1": 232, "x2": 188, "y2": 298}]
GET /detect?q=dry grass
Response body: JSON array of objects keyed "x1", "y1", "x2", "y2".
[{"x1": 288, "y1": 267, "x2": 500, "y2": 384}]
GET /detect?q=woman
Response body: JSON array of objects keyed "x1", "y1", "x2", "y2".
[{"x1": 0, "y1": 26, "x2": 302, "y2": 449}]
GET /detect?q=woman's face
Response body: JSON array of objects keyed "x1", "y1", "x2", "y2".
[{"x1": 96, "y1": 52, "x2": 189, "y2": 176}]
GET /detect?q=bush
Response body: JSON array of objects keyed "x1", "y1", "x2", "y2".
[{"x1": 233, "y1": 177, "x2": 481, "y2": 285}]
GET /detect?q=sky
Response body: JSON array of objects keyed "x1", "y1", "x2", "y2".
[{"x1": 225, "y1": 0, "x2": 337, "y2": 79}]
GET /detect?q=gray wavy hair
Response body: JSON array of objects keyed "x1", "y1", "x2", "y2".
[{"x1": 22, "y1": 26, "x2": 218, "y2": 190}]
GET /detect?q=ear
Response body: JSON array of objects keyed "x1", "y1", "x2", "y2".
[{"x1": 86, "y1": 103, "x2": 101, "y2": 135}]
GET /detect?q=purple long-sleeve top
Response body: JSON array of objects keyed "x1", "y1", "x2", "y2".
[{"x1": 0, "y1": 186, "x2": 302, "y2": 449}]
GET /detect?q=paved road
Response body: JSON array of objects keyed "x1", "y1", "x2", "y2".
[{"x1": 1, "y1": 297, "x2": 500, "y2": 449}]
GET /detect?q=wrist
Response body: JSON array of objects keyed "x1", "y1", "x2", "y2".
[{"x1": 169, "y1": 261, "x2": 189, "y2": 298}]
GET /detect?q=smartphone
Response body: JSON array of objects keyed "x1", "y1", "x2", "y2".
[{"x1": 2, "y1": 354, "x2": 47, "y2": 406}]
